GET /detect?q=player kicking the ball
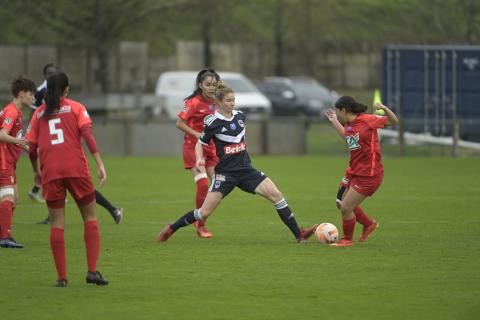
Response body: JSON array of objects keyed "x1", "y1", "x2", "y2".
[
  {"x1": 158, "y1": 82, "x2": 317, "y2": 243},
  {"x1": 324, "y1": 96, "x2": 398, "y2": 246}
]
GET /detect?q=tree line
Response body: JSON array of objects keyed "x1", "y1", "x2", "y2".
[{"x1": 1, "y1": 0, "x2": 479, "y2": 92}]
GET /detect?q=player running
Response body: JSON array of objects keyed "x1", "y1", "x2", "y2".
[
  {"x1": 158, "y1": 82, "x2": 317, "y2": 243},
  {"x1": 175, "y1": 69, "x2": 220, "y2": 238},
  {"x1": 0, "y1": 76, "x2": 36, "y2": 249},
  {"x1": 324, "y1": 96, "x2": 398, "y2": 247},
  {"x1": 26, "y1": 72, "x2": 108, "y2": 287}
]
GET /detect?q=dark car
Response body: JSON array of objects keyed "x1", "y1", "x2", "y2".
[{"x1": 257, "y1": 77, "x2": 339, "y2": 116}]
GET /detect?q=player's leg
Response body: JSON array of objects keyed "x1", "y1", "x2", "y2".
[
  {"x1": 185, "y1": 144, "x2": 213, "y2": 237},
  {"x1": 332, "y1": 187, "x2": 366, "y2": 246},
  {"x1": 157, "y1": 191, "x2": 223, "y2": 242},
  {"x1": 158, "y1": 172, "x2": 235, "y2": 242},
  {"x1": 0, "y1": 184, "x2": 23, "y2": 248},
  {"x1": 253, "y1": 175, "x2": 317, "y2": 242},
  {"x1": 94, "y1": 189, "x2": 122, "y2": 224},
  {"x1": 44, "y1": 180, "x2": 68, "y2": 286},
  {"x1": 336, "y1": 179, "x2": 375, "y2": 233},
  {"x1": 69, "y1": 178, "x2": 108, "y2": 286}
]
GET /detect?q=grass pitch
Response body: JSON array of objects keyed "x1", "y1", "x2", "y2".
[{"x1": 1, "y1": 155, "x2": 479, "y2": 320}]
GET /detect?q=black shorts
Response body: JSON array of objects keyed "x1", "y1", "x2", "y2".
[{"x1": 209, "y1": 167, "x2": 268, "y2": 198}]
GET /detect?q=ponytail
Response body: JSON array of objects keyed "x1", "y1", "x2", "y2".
[
  {"x1": 44, "y1": 72, "x2": 69, "y2": 118},
  {"x1": 334, "y1": 96, "x2": 368, "y2": 115}
]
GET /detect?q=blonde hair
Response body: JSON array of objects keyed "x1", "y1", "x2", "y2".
[{"x1": 214, "y1": 81, "x2": 234, "y2": 101}]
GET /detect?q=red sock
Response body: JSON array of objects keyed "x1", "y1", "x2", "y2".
[
  {"x1": 50, "y1": 228, "x2": 67, "y2": 280},
  {"x1": 0, "y1": 200, "x2": 13, "y2": 239},
  {"x1": 342, "y1": 217, "x2": 356, "y2": 241},
  {"x1": 195, "y1": 177, "x2": 209, "y2": 208},
  {"x1": 84, "y1": 220, "x2": 100, "y2": 273},
  {"x1": 354, "y1": 206, "x2": 373, "y2": 227}
]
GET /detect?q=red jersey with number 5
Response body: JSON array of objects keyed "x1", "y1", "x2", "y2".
[
  {"x1": 25, "y1": 98, "x2": 92, "y2": 183},
  {"x1": 0, "y1": 103, "x2": 23, "y2": 170},
  {"x1": 344, "y1": 114, "x2": 387, "y2": 177}
]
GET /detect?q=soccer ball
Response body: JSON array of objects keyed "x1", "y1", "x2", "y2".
[{"x1": 315, "y1": 223, "x2": 339, "y2": 244}]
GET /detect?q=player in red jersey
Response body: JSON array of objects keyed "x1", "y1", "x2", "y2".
[
  {"x1": 324, "y1": 96, "x2": 398, "y2": 247},
  {"x1": 26, "y1": 72, "x2": 108, "y2": 287},
  {"x1": 0, "y1": 76, "x2": 35, "y2": 249},
  {"x1": 175, "y1": 69, "x2": 220, "y2": 238}
]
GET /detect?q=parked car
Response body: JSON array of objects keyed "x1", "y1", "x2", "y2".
[
  {"x1": 155, "y1": 71, "x2": 271, "y2": 119},
  {"x1": 257, "y1": 77, "x2": 339, "y2": 116}
]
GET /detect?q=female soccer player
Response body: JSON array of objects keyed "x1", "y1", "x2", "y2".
[
  {"x1": 158, "y1": 82, "x2": 317, "y2": 243},
  {"x1": 31, "y1": 63, "x2": 122, "y2": 225},
  {"x1": 0, "y1": 76, "x2": 35, "y2": 249},
  {"x1": 175, "y1": 68, "x2": 220, "y2": 238},
  {"x1": 324, "y1": 96, "x2": 398, "y2": 246},
  {"x1": 26, "y1": 72, "x2": 108, "y2": 287}
]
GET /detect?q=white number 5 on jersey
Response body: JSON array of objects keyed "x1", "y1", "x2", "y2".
[{"x1": 48, "y1": 118, "x2": 64, "y2": 145}]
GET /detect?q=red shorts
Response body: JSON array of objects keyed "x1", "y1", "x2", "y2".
[
  {"x1": 0, "y1": 169, "x2": 15, "y2": 187},
  {"x1": 43, "y1": 177, "x2": 95, "y2": 209},
  {"x1": 348, "y1": 171, "x2": 384, "y2": 197},
  {"x1": 182, "y1": 143, "x2": 218, "y2": 169}
]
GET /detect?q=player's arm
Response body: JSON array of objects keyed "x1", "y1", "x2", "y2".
[
  {"x1": 374, "y1": 103, "x2": 398, "y2": 126},
  {"x1": 80, "y1": 124, "x2": 106, "y2": 187},
  {"x1": 28, "y1": 142, "x2": 42, "y2": 186},
  {"x1": 0, "y1": 128, "x2": 29, "y2": 149},
  {"x1": 324, "y1": 109, "x2": 345, "y2": 139},
  {"x1": 176, "y1": 117, "x2": 201, "y2": 138},
  {"x1": 195, "y1": 140, "x2": 205, "y2": 167}
]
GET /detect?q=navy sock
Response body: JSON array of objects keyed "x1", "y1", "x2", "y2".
[
  {"x1": 275, "y1": 199, "x2": 300, "y2": 239},
  {"x1": 171, "y1": 210, "x2": 197, "y2": 231},
  {"x1": 95, "y1": 190, "x2": 116, "y2": 213}
]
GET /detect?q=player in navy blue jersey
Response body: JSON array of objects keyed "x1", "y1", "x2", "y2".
[{"x1": 157, "y1": 82, "x2": 317, "y2": 243}]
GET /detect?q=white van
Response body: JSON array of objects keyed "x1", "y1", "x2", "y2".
[{"x1": 155, "y1": 71, "x2": 271, "y2": 119}]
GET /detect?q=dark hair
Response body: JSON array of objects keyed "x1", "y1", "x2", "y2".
[
  {"x1": 44, "y1": 72, "x2": 69, "y2": 117},
  {"x1": 214, "y1": 81, "x2": 234, "y2": 102},
  {"x1": 334, "y1": 96, "x2": 368, "y2": 115},
  {"x1": 43, "y1": 63, "x2": 57, "y2": 76},
  {"x1": 11, "y1": 76, "x2": 36, "y2": 97},
  {"x1": 184, "y1": 68, "x2": 220, "y2": 101}
]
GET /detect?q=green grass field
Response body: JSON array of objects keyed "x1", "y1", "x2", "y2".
[{"x1": 1, "y1": 155, "x2": 479, "y2": 320}]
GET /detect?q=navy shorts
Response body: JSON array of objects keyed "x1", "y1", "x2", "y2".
[{"x1": 209, "y1": 167, "x2": 268, "y2": 198}]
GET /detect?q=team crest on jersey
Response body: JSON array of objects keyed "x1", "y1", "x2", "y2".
[
  {"x1": 346, "y1": 126, "x2": 353, "y2": 131},
  {"x1": 208, "y1": 104, "x2": 215, "y2": 111},
  {"x1": 238, "y1": 120, "x2": 244, "y2": 128},
  {"x1": 230, "y1": 123, "x2": 237, "y2": 130},
  {"x1": 345, "y1": 133, "x2": 361, "y2": 150},
  {"x1": 4, "y1": 117, "x2": 12, "y2": 125}
]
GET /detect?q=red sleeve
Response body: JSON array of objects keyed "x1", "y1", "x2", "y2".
[
  {"x1": 80, "y1": 124, "x2": 98, "y2": 154},
  {"x1": 364, "y1": 114, "x2": 387, "y2": 129},
  {"x1": 177, "y1": 98, "x2": 196, "y2": 121},
  {"x1": 72, "y1": 101, "x2": 92, "y2": 129},
  {"x1": 1, "y1": 107, "x2": 18, "y2": 134}
]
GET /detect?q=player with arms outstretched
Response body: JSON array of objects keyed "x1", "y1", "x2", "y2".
[
  {"x1": 26, "y1": 72, "x2": 108, "y2": 286},
  {"x1": 324, "y1": 96, "x2": 398, "y2": 246},
  {"x1": 158, "y1": 82, "x2": 317, "y2": 243}
]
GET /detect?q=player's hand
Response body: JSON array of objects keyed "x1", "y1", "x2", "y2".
[
  {"x1": 17, "y1": 138, "x2": 29, "y2": 150},
  {"x1": 324, "y1": 109, "x2": 338, "y2": 122},
  {"x1": 374, "y1": 102, "x2": 388, "y2": 111},
  {"x1": 97, "y1": 166, "x2": 107, "y2": 188},
  {"x1": 195, "y1": 158, "x2": 205, "y2": 168}
]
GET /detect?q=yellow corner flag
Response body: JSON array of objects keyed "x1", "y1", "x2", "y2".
[{"x1": 373, "y1": 89, "x2": 382, "y2": 105}]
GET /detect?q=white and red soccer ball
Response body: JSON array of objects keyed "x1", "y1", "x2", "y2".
[{"x1": 315, "y1": 223, "x2": 339, "y2": 244}]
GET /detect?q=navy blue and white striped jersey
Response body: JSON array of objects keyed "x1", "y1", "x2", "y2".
[{"x1": 199, "y1": 110, "x2": 252, "y2": 172}]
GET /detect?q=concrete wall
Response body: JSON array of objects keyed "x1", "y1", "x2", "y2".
[{"x1": 91, "y1": 117, "x2": 306, "y2": 156}]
